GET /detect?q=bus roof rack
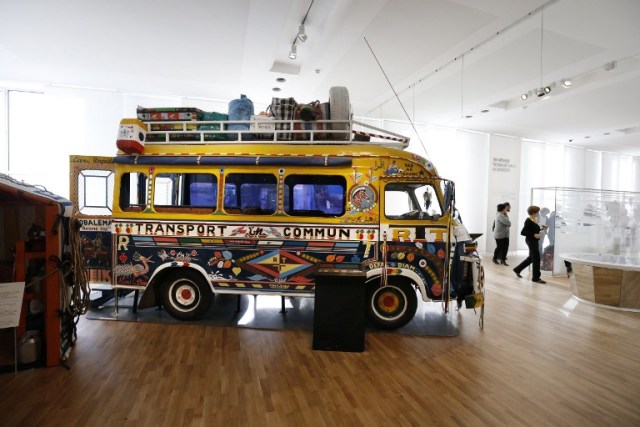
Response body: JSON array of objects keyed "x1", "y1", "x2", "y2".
[{"x1": 135, "y1": 118, "x2": 410, "y2": 149}]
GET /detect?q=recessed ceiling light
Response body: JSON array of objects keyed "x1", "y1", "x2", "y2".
[
  {"x1": 520, "y1": 93, "x2": 528, "y2": 100},
  {"x1": 481, "y1": 109, "x2": 490, "y2": 113},
  {"x1": 604, "y1": 132, "x2": 610, "y2": 135},
  {"x1": 465, "y1": 115, "x2": 473, "y2": 119},
  {"x1": 562, "y1": 79, "x2": 572, "y2": 88},
  {"x1": 276, "y1": 77, "x2": 286, "y2": 83},
  {"x1": 272, "y1": 87, "x2": 281, "y2": 92},
  {"x1": 585, "y1": 136, "x2": 591, "y2": 139}
]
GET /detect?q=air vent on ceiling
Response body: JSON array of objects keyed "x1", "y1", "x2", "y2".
[{"x1": 615, "y1": 126, "x2": 640, "y2": 135}]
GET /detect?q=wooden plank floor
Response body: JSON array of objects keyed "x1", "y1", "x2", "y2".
[{"x1": 1, "y1": 254, "x2": 639, "y2": 427}]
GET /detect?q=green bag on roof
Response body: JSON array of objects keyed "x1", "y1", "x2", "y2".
[{"x1": 199, "y1": 111, "x2": 228, "y2": 141}]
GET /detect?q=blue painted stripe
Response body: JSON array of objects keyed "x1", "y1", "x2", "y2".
[{"x1": 114, "y1": 155, "x2": 352, "y2": 167}]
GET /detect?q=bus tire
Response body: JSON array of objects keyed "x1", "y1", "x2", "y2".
[
  {"x1": 366, "y1": 277, "x2": 417, "y2": 330},
  {"x1": 329, "y1": 86, "x2": 350, "y2": 140},
  {"x1": 161, "y1": 269, "x2": 212, "y2": 320}
]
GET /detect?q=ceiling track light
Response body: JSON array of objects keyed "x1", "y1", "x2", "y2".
[
  {"x1": 536, "y1": 86, "x2": 551, "y2": 97},
  {"x1": 287, "y1": 0, "x2": 314, "y2": 59},
  {"x1": 297, "y1": 25, "x2": 307, "y2": 42}
]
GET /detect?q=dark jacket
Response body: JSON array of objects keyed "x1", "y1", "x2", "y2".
[{"x1": 520, "y1": 218, "x2": 541, "y2": 240}]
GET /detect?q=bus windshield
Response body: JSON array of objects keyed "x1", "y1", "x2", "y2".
[{"x1": 384, "y1": 182, "x2": 442, "y2": 220}]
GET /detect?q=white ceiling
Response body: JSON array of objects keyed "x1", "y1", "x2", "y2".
[{"x1": 2, "y1": 0, "x2": 639, "y2": 155}]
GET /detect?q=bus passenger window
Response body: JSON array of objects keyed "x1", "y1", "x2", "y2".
[
  {"x1": 224, "y1": 173, "x2": 277, "y2": 215},
  {"x1": 153, "y1": 173, "x2": 217, "y2": 212},
  {"x1": 119, "y1": 172, "x2": 148, "y2": 212},
  {"x1": 285, "y1": 175, "x2": 346, "y2": 217},
  {"x1": 384, "y1": 183, "x2": 442, "y2": 220}
]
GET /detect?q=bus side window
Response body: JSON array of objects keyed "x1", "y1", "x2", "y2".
[
  {"x1": 284, "y1": 174, "x2": 346, "y2": 217},
  {"x1": 224, "y1": 173, "x2": 277, "y2": 215},
  {"x1": 153, "y1": 173, "x2": 217, "y2": 213},
  {"x1": 119, "y1": 172, "x2": 148, "y2": 212}
]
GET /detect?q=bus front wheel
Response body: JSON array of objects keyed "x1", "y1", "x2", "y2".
[
  {"x1": 161, "y1": 270, "x2": 212, "y2": 320},
  {"x1": 366, "y1": 278, "x2": 418, "y2": 330}
]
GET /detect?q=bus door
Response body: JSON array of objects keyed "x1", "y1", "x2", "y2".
[
  {"x1": 380, "y1": 179, "x2": 448, "y2": 301},
  {"x1": 69, "y1": 155, "x2": 115, "y2": 288}
]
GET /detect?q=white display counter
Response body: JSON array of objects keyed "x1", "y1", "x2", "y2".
[{"x1": 561, "y1": 252, "x2": 640, "y2": 311}]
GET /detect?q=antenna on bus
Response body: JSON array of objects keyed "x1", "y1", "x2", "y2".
[{"x1": 363, "y1": 37, "x2": 430, "y2": 159}]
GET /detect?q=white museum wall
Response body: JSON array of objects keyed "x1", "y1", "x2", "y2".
[
  {"x1": 602, "y1": 152, "x2": 620, "y2": 190},
  {"x1": 6, "y1": 90, "x2": 85, "y2": 198},
  {"x1": 619, "y1": 156, "x2": 633, "y2": 192},
  {"x1": 486, "y1": 135, "x2": 522, "y2": 258},
  {"x1": 634, "y1": 158, "x2": 640, "y2": 191},
  {"x1": 585, "y1": 150, "x2": 603, "y2": 190},
  {"x1": 517, "y1": 141, "x2": 545, "y2": 251},
  {"x1": 563, "y1": 146, "x2": 586, "y2": 188},
  {"x1": 46, "y1": 86, "x2": 125, "y2": 158},
  {"x1": 0, "y1": 90, "x2": 6, "y2": 171}
]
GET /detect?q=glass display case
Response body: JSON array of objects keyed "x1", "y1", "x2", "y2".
[{"x1": 531, "y1": 187, "x2": 640, "y2": 275}]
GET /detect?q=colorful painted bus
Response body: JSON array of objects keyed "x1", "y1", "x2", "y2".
[{"x1": 70, "y1": 92, "x2": 484, "y2": 330}]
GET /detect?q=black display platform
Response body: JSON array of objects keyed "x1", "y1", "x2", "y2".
[
  {"x1": 86, "y1": 293, "x2": 460, "y2": 337},
  {"x1": 313, "y1": 268, "x2": 367, "y2": 352}
]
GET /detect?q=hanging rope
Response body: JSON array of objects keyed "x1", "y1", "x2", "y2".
[
  {"x1": 63, "y1": 215, "x2": 91, "y2": 317},
  {"x1": 380, "y1": 231, "x2": 388, "y2": 288},
  {"x1": 54, "y1": 214, "x2": 91, "y2": 367}
]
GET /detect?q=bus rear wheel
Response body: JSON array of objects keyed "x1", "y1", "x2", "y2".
[
  {"x1": 161, "y1": 270, "x2": 212, "y2": 320},
  {"x1": 366, "y1": 278, "x2": 418, "y2": 330}
]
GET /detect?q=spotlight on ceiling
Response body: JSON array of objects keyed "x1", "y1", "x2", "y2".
[
  {"x1": 536, "y1": 87, "x2": 550, "y2": 97},
  {"x1": 520, "y1": 93, "x2": 528, "y2": 101},
  {"x1": 562, "y1": 79, "x2": 573, "y2": 88},
  {"x1": 297, "y1": 25, "x2": 307, "y2": 42},
  {"x1": 288, "y1": 44, "x2": 297, "y2": 60}
]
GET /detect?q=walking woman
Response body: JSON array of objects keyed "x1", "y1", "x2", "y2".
[
  {"x1": 493, "y1": 203, "x2": 511, "y2": 265},
  {"x1": 513, "y1": 205, "x2": 547, "y2": 284}
]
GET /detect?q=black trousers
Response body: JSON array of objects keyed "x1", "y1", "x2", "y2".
[
  {"x1": 514, "y1": 237, "x2": 541, "y2": 281},
  {"x1": 494, "y1": 238, "x2": 509, "y2": 262}
]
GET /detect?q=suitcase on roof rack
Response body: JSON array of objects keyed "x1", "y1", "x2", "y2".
[
  {"x1": 136, "y1": 107, "x2": 202, "y2": 122},
  {"x1": 293, "y1": 101, "x2": 328, "y2": 140},
  {"x1": 269, "y1": 97, "x2": 296, "y2": 141}
]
